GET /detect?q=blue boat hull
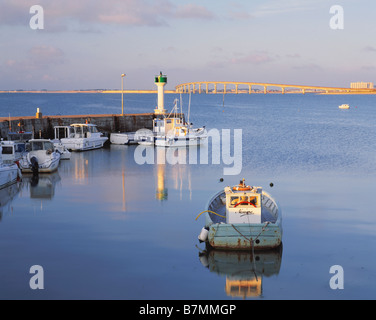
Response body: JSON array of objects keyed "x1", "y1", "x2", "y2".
[{"x1": 208, "y1": 223, "x2": 282, "y2": 250}]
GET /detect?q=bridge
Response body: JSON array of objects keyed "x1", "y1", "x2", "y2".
[{"x1": 175, "y1": 81, "x2": 376, "y2": 95}]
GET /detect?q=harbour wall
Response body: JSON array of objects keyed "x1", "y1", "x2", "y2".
[{"x1": 0, "y1": 113, "x2": 156, "y2": 140}]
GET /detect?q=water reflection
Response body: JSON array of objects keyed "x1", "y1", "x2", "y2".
[
  {"x1": 154, "y1": 147, "x2": 192, "y2": 202},
  {"x1": 0, "y1": 182, "x2": 21, "y2": 221},
  {"x1": 199, "y1": 246, "x2": 283, "y2": 299},
  {"x1": 22, "y1": 172, "x2": 61, "y2": 200}
]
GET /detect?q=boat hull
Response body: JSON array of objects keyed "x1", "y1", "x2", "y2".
[
  {"x1": 0, "y1": 165, "x2": 20, "y2": 189},
  {"x1": 155, "y1": 135, "x2": 207, "y2": 147},
  {"x1": 19, "y1": 151, "x2": 61, "y2": 173},
  {"x1": 60, "y1": 137, "x2": 108, "y2": 151},
  {"x1": 207, "y1": 223, "x2": 282, "y2": 250},
  {"x1": 110, "y1": 133, "x2": 130, "y2": 145}
]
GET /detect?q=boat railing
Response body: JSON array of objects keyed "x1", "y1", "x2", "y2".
[{"x1": 262, "y1": 191, "x2": 280, "y2": 221}]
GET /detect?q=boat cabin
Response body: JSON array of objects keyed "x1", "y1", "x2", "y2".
[
  {"x1": 55, "y1": 124, "x2": 100, "y2": 139},
  {"x1": 224, "y1": 181, "x2": 262, "y2": 224},
  {"x1": 153, "y1": 118, "x2": 185, "y2": 135},
  {"x1": 1, "y1": 141, "x2": 27, "y2": 164},
  {"x1": 28, "y1": 139, "x2": 55, "y2": 152}
]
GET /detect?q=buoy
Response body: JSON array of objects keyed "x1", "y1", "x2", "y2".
[{"x1": 198, "y1": 227, "x2": 209, "y2": 243}]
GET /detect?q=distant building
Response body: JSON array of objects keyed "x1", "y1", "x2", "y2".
[{"x1": 350, "y1": 82, "x2": 374, "y2": 89}]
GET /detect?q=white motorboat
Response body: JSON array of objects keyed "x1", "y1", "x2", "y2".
[
  {"x1": 197, "y1": 179, "x2": 282, "y2": 250},
  {"x1": 55, "y1": 124, "x2": 108, "y2": 151},
  {"x1": 339, "y1": 104, "x2": 350, "y2": 109},
  {"x1": 1, "y1": 140, "x2": 27, "y2": 164},
  {"x1": 19, "y1": 139, "x2": 61, "y2": 174},
  {"x1": 0, "y1": 146, "x2": 22, "y2": 189}
]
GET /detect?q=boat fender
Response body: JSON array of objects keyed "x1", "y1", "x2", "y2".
[
  {"x1": 198, "y1": 227, "x2": 209, "y2": 243},
  {"x1": 199, "y1": 253, "x2": 209, "y2": 268}
]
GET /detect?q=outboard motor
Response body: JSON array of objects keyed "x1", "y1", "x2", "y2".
[{"x1": 30, "y1": 156, "x2": 39, "y2": 176}]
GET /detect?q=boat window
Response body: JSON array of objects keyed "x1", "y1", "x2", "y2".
[
  {"x1": 229, "y1": 195, "x2": 258, "y2": 207},
  {"x1": 90, "y1": 126, "x2": 98, "y2": 133},
  {"x1": 2, "y1": 146, "x2": 13, "y2": 155},
  {"x1": 16, "y1": 144, "x2": 26, "y2": 153},
  {"x1": 230, "y1": 196, "x2": 240, "y2": 206},
  {"x1": 31, "y1": 141, "x2": 44, "y2": 151},
  {"x1": 44, "y1": 141, "x2": 54, "y2": 150}
]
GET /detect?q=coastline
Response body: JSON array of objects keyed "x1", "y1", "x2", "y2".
[{"x1": 0, "y1": 90, "x2": 375, "y2": 95}]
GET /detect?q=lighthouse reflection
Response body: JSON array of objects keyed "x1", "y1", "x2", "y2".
[
  {"x1": 199, "y1": 245, "x2": 283, "y2": 299},
  {"x1": 154, "y1": 147, "x2": 192, "y2": 202}
]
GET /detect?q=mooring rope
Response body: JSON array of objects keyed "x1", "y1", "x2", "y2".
[{"x1": 195, "y1": 210, "x2": 226, "y2": 221}]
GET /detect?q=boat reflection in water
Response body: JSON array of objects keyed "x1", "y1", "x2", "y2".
[
  {"x1": 199, "y1": 245, "x2": 283, "y2": 299},
  {"x1": 23, "y1": 172, "x2": 61, "y2": 200},
  {"x1": 0, "y1": 182, "x2": 22, "y2": 221}
]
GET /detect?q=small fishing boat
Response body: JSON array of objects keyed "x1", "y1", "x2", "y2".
[
  {"x1": 339, "y1": 104, "x2": 350, "y2": 109},
  {"x1": 197, "y1": 179, "x2": 282, "y2": 250},
  {"x1": 137, "y1": 99, "x2": 208, "y2": 147},
  {"x1": 55, "y1": 124, "x2": 108, "y2": 151},
  {"x1": 19, "y1": 139, "x2": 61, "y2": 174},
  {"x1": 0, "y1": 146, "x2": 22, "y2": 189}
]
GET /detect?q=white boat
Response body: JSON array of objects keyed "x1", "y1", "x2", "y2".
[
  {"x1": 0, "y1": 146, "x2": 22, "y2": 189},
  {"x1": 55, "y1": 124, "x2": 108, "y2": 151},
  {"x1": 339, "y1": 104, "x2": 350, "y2": 109},
  {"x1": 1, "y1": 140, "x2": 27, "y2": 164},
  {"x1": 110, "y1": 132, "x2": 129, "y2": 145},
  {"x1": 19, "y1": 139, "x2": 61, "y2": 174},
  {"x1": 138, "y1": 100, "x2": 208, "y2": 147},
  {"x1": 197, "y1": 179, "x2": 282, "y2": 250},
  {"x1": 51, "y1": 139, "x2": 71, "y2": 160}
]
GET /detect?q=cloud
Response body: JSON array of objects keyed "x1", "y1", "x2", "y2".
[
  {"x1": 3, "y1": 46, "x2": 65, "y2": 71},
  {"x1": 0, "y1": 0, "x2": 216, "y2": 30},
  {"x1": 253, "y1": 0, "x2": 326, "y2": 17},
  {"x1": 363, "y1": 46, "x2": 376, "y2": 52},
  {"x1": 230, "y1": 51, "x2": 274, "y2": 65},
  {"x1": 175, "y1": 4, "x2": 216, "y2": 20},
  {"x1": 292, "y1": 63, "x2": 322, "y2": 71}
]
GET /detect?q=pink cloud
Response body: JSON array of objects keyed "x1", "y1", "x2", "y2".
[{"x1": 175, "y1": 4, "x2": 216, "y2": 20}]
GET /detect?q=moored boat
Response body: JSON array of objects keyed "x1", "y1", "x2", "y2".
[
  {"x1": 19, "y1": 139, "x2": 61, "y2": 174},
  {"x1": 110, "y1": 132, "x2": 130, "y2": 145},
  {"x1": 197, "y1": 179, "x2": 282, "y2": 250},
  {"x1": 0, "y1": 146, "x2": 22, "y2": 189},
  {"x1": 55, "y1": 124, "x2": 108, "y2": 151},
  {"x1": 339, "y1": 104, "x2": 350, "y2": 109},
  {"x1": 0, "y1": 140, "x2": 27, "y2": 164}
]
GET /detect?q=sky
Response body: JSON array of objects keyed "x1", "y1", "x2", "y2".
[{"x1": 0, "y1": 0, "x2": 375, "y2": 90}]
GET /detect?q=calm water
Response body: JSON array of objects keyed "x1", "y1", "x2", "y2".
[{"x1": 0, "y1": 92, "x2": 375, "y2": 300}]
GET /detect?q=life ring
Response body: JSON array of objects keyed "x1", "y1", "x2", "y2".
[{"x1": 232, "y1": 185, "x2": 252, "y2": 191}]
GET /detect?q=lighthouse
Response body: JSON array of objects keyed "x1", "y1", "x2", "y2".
[{"x1": 154, "y1": 72, "x2": 167, "y2": 115}]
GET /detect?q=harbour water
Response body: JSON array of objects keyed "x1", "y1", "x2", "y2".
[{"x1": 0, "y1": 92, "x2": 375, "y2": 300}]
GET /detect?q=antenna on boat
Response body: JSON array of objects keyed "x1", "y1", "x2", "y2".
[{"x1": 188, "y1": 90, "x2": 192, "y2": 126}]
